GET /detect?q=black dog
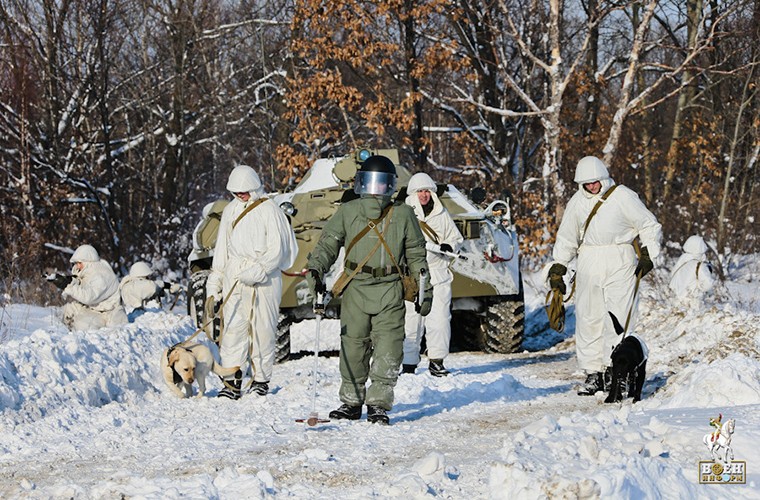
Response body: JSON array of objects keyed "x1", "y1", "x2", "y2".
[{"x1": 605, "y1": 335, "x2": 648, "y2": 403}]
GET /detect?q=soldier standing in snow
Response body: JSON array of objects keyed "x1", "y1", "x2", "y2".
[
  {"x1": 60, "y1": 244, "x2": 128, "y2": 331},
  {"x1": 206, "y1": 165, "x2": 298, "y2": 400},
  {"x1": 669, "y1": 235, "x2": 715, "y2": 305},
  {"x1": 547, "y1": 156, "x2": 662, "y2": 396},
  {"x1": 306, "y1": 155, "x2": 430, "y2": 424},
  {"x1": 401, "y1": 173, "x2": 463, "y2": 377}
]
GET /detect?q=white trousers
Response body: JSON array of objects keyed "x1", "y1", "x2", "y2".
[
  {"x1": 219, "y1": 275, "x2": 281, "y2": 383},
  {"x1": 63, "y1": 302, "x2": 127, "y2": 331},
  {"x1": 575, "y1": 244, "x2": 639, "y2": 373},
  {"x1": 403, "y1": 279, "x2": 453, "y2": 364}
]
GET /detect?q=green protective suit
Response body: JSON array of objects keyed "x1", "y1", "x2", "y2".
[{"x1": 307, "y1": 195, "x2": 428, "y2": 410}]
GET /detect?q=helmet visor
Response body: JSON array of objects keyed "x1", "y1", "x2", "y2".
[{"x1": 354, "y1": 170, "x2": 397, "y2": 196}]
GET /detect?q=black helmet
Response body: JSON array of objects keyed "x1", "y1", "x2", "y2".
[{"x1": 354, "y1": 155, "x2": 397, "y2": 196}]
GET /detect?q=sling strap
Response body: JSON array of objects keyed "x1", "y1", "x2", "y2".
[
  {"x1": 547, "y1": 185, "x2": 618, "y2": 329},
  {"x1": 566, "y1": 184, "x2": 619, "y2": 299},
  {"x1": 418, "y1": 220, "x2": 440, "y2": 244},
  {"x1": 331, "y1": 206, "x2": 394, "y2": 296},
  {"x1": 371, "y1": 219, "x2": 405, "y2": 278},
  {"x1": 232, "y1": 197, "x2": 268, "y2": 229},
  {"x1": 580, "y1": 185, "x2": 617, "y2": 245},
  {"x1": 343, "y1": 203, "x2": 394, "y2": 258}
]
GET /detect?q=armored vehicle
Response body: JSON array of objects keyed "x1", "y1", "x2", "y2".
[{"x1": 188, "y1": 148, "x2": 524, "y2": 362}]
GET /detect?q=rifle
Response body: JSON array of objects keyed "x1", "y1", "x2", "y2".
[{"x1": 45, "y1": 272, "x2": 73, "y2": 290}]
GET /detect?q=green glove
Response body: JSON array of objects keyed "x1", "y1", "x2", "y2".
[
  {"x1": 548, "y1": 263, "x2": 567, "y2": 295},
  {"x1": 415, "y1": 286, "x2": 433, "y2": 317},
  {"x1": 635, "y1": 247, "x2": 653, "y2": 278},
  {"x1": 305, "y1": 269, "x2": 325, "y2": 297}
]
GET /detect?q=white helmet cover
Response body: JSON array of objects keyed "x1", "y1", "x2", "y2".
[
  {"x1": 407, "y1": 173, "x2": 436, "y2": 194},
  {"x1": 574, "y1": 156, "x2": 610, "y2": 184},
  {"x1": 226, "y1": 165, "x2": 262, "y2": 194},
  {"x1": 683, "y1": 235, "x2": 708, "y2": 255},
  {"x1": 70, "y1": 244, "x2": 100, "y2": 263},
  {"x1": 129, "y1": 261, "x2": 153, "y2": 278}
]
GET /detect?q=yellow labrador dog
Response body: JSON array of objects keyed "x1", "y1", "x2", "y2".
[{"x1": 161, "y1": 343, "x2": 239, "y2": 398}]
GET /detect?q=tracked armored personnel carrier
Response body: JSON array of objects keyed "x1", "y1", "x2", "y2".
[{"x1": 188, "y1": 148, "x2": 524, "y2": 362}]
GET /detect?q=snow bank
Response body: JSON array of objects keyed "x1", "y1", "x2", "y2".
[{"x1": 488, "y1": 406, "x2": 701, "y2": 499}]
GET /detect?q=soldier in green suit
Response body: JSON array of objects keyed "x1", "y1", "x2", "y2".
[{"x1": 306, "y1": 155, "x2": 431, "y2": 425}]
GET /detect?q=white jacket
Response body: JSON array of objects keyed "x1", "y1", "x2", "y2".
[
  {"x1": 669, "y1": 236, "x2": 714, "y2": 300},
  {"x1": 64, "y1": 260, "x2": 122, "y2": 312},
  {"x1": 551, "y1": 179, "x2": 661, "y2": 373},
  {"x1": 207, "y1": 196, "x2": 298, "y2": 295},
  {"x1": 206, "y1": 192, "x2": 298, "y2": 383},
  {"x1": 119, "y1": 275, "x2": 161, "y2": 312},
  {"x1": 405, "y1": 191, "x2": 463, "y2": 285},
  {"x1": 62, "y1": 259, "x2": 127, "y2": 330},
  {"x1": 553, "y1": 180, "x2": 662, "y2": 266}
]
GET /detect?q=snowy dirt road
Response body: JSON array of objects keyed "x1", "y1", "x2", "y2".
[{"x1": 0, "y1": 322, "x2": 606, "y2": 499}]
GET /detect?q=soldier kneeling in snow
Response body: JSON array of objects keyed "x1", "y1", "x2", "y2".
[
  {"x1": 669, "y1": 235, "x2": 715, "y2": 307},
  {"x1": 120, "y1": 261, "x2": 180, "y2": 320},
  {"x1": 59, "y1": 244, "x2": 128, "y2": 331}
]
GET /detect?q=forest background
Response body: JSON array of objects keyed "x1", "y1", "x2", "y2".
[{"x1": 1, "y1": 0, "x2": 757, "y2": 304}]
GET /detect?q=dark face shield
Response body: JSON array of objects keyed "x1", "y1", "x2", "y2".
[{"x1": 354, "y1": 170, "x2": 397, "y2": 196}]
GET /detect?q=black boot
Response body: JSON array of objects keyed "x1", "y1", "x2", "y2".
[
  {"x1": 217, "y1": 378, "x2": 242, "y2": 400},
  {"x1": 366, "y1": 405, "x2": 390, "y2": 425},
  {"x1": 428, "y1": 359, "x2": 450, "y2": 377},
  {"x1": 577, "y1": 372, "x2": 604, "y2": 396},
  {"x1": 247, "y1": 381, "x2": 269, "y2": 396},
  {"x1": 603, "y1": 366, "x2": 612, "y2": 392},
  {"x1": 401, "y1": 364, "x2": 417, "y2": 375},
  {"x1": 328, "y1": 403, "x2": 362, "y2": 420}
]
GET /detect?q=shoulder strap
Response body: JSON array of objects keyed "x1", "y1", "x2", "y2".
[
  {"x1": 371, "y1": 209, "x2": 404, "y2": 276},
  {"x1": 580, "y1": 185, "x2": 617, "y2": 243},
  {"x1": 418, "y1": 220, "x2": 440, "y2": 244},
  {"x1": 696, "y1": 261, "x2": 701, "y2": 279},
  {"x1": 344, "y1": 203, "x2": 394, "y2": 258},
  {"x1": 331, "y1": 207, "x2": 393, "y2": 296},
  {"x1": 232, "y1": 197, "x2": 268, "y2": 229}
]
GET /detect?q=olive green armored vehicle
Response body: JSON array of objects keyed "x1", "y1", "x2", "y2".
[{"x1": 188, "y1": 148, "x2": 524, "y2": 362}]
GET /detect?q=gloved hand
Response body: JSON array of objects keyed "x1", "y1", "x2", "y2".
[
  {"x1": 238, "y1": 265, "x2": 265, "y2": 286},
  {"x1": 46, "y1": 273, "x2": 73, "y2": 290},
  {"x1": 305, "y1": 269, "x2": 326, "y2": 297},
  {"x1": 439, "y1": 243, "x2": 453, "y2": 254},
  {"x1": 548, "y1": 263, "x2": 567, "y2": 295},
  {"x1": 415, "y1": 286, "x2": 433, "y2": 316},
  {"x1": 169, "y1": 282, "x2": 182, "y2": 294},
  {"x1": 635, "y1": 247, "x2": 653, "y2": 278},
  {"x1": 205, "y1": 273, "x2": 223, "y2": 310},
  {"x1": 149, "y1": 286, "x2": 164, "y2": 302}
]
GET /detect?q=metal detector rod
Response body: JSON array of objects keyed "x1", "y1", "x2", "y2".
[
  {"x1": 308, "y1": 290, "x2": 332, "y2": 423},
  {"x1": 310, "y1": 311, "x2": 322, "y2": 413},
  {"x1": 417, "y1": 269, "x2": 428, "y2": 309}
]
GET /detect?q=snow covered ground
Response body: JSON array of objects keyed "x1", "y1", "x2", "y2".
[{"x1": 1, "y1": 262, "x2": 759, "y2": 499}]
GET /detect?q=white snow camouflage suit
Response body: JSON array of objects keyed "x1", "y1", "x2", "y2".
[
  {"x1": 63, "y1": 245, "x2": 127, "y2": 331},
  {"x1": 206, "y1": 166, "x2": 298, "y2": 385},
  {"x1": 551, "y1": 158, "x2": 662, "y2": 373},
  {"x1": 403, "y1": 173, "x2": 463, "y2": 365}
]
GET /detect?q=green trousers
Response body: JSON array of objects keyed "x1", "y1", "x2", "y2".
[{"x1": 338, "y1": 278, "x2": 405, "y2": 410}]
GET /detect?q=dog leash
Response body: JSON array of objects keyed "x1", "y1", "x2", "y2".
[{"x1": 179, "y1": 281, "x2": 239, "y2": 346}]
